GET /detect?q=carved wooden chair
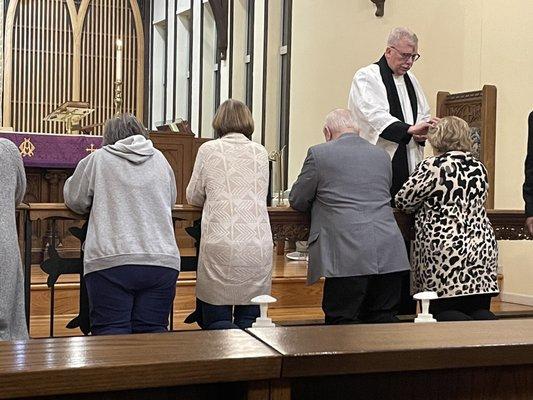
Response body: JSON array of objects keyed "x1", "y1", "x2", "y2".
[{"x1": 436, "y1": 85, "x2": 497, "y2": 208}]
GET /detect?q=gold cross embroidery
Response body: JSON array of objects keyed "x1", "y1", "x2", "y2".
[{"x1": 85, "y1": 143, "x2": 97, "y2": 153}]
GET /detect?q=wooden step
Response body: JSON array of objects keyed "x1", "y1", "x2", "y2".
[
  {"x1": 27, "y1": 250, "x2": 513, "y2": 338},
  {"x1": 29, "y1": 268, "x2": 502, "y2": 319},
  {"x1": 29, "y1": 270, "x2": 322, "y2": 315},
  {"x1": 30, "y1": 306, "x2": 326, "y2": 338},
  {"x1": 29, "y1": 251, "x2": 323, "y2": 337}
]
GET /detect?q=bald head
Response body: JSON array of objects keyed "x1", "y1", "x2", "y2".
[{"x1": 323, "y1": 109, "x2": 359, "y2": 142}]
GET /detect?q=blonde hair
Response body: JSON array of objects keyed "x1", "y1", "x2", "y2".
[
  {"x1": 212, "y1": 99, "x2": 254, "y2": 138},
  {"x1": 428, "y1": 116, "x2": 473, "y2": 154}
]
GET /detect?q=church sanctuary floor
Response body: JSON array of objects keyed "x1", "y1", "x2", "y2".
[{"x1": 29, "y1": 249, "x2": 533, "y2": 338}]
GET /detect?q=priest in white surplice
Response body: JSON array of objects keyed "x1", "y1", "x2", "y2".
[
  {"x1": 348, "y1": 27, "x2": 438, "y2": 202},
  {"x1": 349, "y1": 27, "x2": 439, "y2": 315}
]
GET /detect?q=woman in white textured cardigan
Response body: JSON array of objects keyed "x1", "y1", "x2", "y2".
[{"x1": 186, "y1": 99, "x2": 273, "y2": 330}]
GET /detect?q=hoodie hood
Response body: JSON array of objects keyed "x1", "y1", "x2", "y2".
[{"x1": 103, "y1": 134, "x2": 155, "y2": 164}]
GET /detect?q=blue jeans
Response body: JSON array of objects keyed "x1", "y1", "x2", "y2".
[
  {"x1": 85, "y1": 265, "x2": 179, "y2": 335},
  {"x1": 196, "y1": 298, "x2": 260, "y2": 330}
]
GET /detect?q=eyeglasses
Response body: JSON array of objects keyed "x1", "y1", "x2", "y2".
[{"x1": 390, "y1": 46, "x2": 420, "y2": 62}]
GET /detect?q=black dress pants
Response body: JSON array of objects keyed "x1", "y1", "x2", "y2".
[
  {"x1": 429, "y1": 294, "x2": 497, "y2": 321},
  {"x1": 390, "y1": 147, "x2": 417, "y2": 316},
  {"x1": 397, "y1": 239, "x2": 417, "y2": 315},
  {"x1": 397, "y1": 268, "x2": 417, "y2": 315},
  {"x1": 322, "y1": 271, "x2": 404, "y2": 325}
]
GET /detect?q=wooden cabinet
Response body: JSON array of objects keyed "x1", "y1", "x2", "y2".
[
  {"x1": 150, "y1": 132, "x2": 210, "y2": 247},
  {"x1": 150, "y1": 131, "x2": 210, "y2": 204}
]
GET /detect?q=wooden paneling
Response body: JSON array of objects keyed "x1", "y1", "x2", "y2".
[
  {"x1": 151, "y1": 132, "x2": 208, "y2": 247},
  {"x1": 30, "y1": 283, "x2": 79, "y2": 318},
  {"x1": 22, "y1": 202, "x2": 533, "y2": 267},
  {"x1": 22, "y1": 168, "x2": 84, "y2": 263},
  {"x1": 150, "y1": 132, "x2": 211, "y2": 205},
  {"x1": 290, "y1": 366, "x2": 533, "y2": 400},
  {"x1": 3, "y1": 0, "x2": 144, "y2": 132},
  {"x1": 271, "y1": 279, "x2": 322, "y2": 309},
  {"x1": 151, "y1": 132, "x2": 194, "y2": 204}
]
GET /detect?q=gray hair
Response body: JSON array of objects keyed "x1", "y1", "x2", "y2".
[
  {"x1": 387, "y1": 27, "x2": 418, "y2": 46},
  {"x1": 102, "y1": 114, "x2": 149, "y2": 145},
  {"x1": 324, "y1": 109, "x2": 358, "y2": 135}
]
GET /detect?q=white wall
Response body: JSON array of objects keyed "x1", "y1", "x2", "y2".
[
  {"x1": 289, "y1": 0, "x2": 478, "y2": 183},
  {"x1": 175, "y1": 10, "x2": 191, "y2": 121},
  {"x1": 289, "y1": 0, "x2": 533, "y2": 302},
  {"x1": 201, "y1": 1, "x2": 216, "y2": 138},
  {"x1": 151, "y1": 20, "x2": 166, "y2": 127},
  {"x1": 231, "y1": 0, "x2": 247, "y2": 103}
]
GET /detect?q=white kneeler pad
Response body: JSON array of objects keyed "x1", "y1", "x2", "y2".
[
  {"x1": 251, "y1": 295, "x2": 277, "y2": 328},
  {"x1": 413, "y1": 291, "x2": 438, "y2": 323}
]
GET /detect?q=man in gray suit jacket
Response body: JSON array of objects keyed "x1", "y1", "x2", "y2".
[{"x1": 289, "y1": 109, "x2": 410, "y2": 324}]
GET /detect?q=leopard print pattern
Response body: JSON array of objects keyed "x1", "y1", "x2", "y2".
[{"x1": 395, "y1": 151, "x2": 499, "y2": 298}]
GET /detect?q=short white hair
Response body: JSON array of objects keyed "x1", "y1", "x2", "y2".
[
  {"x1": 387, "y1": 27, "x2": 418, "y2": 46},
  {"x1": 324, "y1": 109, "x2": 358, "y2": 135}
]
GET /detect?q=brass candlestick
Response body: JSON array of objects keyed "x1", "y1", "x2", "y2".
[
  {"x1": 268, "y1": 145, "x2": 287, "y2": 207},
  {"x1": 114, "y1": 39, "x2": 123, "y2": 115}
]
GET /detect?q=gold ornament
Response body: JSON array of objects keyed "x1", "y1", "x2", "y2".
[{"x1": 19, "y1": 138, "x2": 35, "y2": 157}]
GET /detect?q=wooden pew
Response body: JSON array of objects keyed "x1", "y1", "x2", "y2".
[
  {"x1": 0, "y1": 330, "x2": 283, "y2": 400},
  {"x1": 2, "y1": 319, "x2": 533, "y2": 400},
  {"x1": 249, "y1": 319, "x2": 533, "y2": 400}
]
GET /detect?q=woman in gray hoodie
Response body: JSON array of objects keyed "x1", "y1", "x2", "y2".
[{"x1": 64, "y1": 114, "x2": 180, "y2": 335}]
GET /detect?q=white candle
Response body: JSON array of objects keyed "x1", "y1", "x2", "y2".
[{"x1": 116, "y1": 39, "x2": 123, "y2": 82}]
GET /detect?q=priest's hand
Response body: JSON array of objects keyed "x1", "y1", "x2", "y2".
[
  {"x1": 408, "y1": 121, "x2": 431, "y2": 142},
  {"x1": 526, "y1": 216, "x2": 533, "y2": 236},
  {"x1": 428, "y1": 117, "x2": 441, "y2": 127}
]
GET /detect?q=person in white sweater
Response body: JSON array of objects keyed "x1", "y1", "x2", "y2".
[{"x1": 64, "y1": 114, "x2": 180, "y2": 335}]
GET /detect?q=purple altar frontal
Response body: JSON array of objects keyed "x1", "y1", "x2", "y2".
[{"x1": 0, "y1": 131, "x2": 103, "y2": 168}]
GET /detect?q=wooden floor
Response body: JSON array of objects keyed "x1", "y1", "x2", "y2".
[{"x1": 28, "y1": 248, "x2": 533, "y2": 338}]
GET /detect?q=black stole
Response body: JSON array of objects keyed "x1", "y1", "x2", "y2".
[
  {"x1": 375, "y1": 55, "x2": 419, "y2": 200},
  {"x1": 525, "y1": 111, "x2": 533, "y2": 216}
]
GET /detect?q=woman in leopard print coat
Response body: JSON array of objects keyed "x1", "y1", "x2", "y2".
[{"x1": 395, "y1": 116, "x2": 499, "y2": 321}]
